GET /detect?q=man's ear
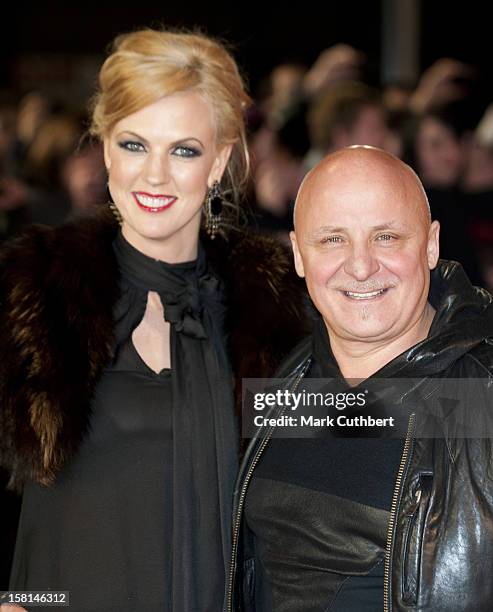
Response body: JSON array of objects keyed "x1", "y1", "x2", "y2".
[
  {"x1": 427, "y1": 220, "x2": 440, "y2": 269},
  {"x1": 290, "y1": 231, "x2": 305, "y2": 278}
]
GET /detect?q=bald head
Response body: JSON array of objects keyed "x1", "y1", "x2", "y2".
[
  {"x1": 294, "y1": 145, "x2": 431, "y2": 233},
  {"x1": 289, "y1": 144, "x2": 440, "y2": 355}
]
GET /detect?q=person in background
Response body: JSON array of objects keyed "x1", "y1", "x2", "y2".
[
  {"x1": 0, "y1": 113, "x2": 83, "y2": 237},
  {"x1": 61, "y1": 139, "x2": 107, "y2": 218},
  {"x1": 306, "y1": 81, "x2": 389, "y2": 166},
  {"x1": 408, "y1": 58, "x2": 477, "y2": 115},
  {"x1": 403, "y1": 101, "x2": 484, "y2": 285},
  {"x1": 460, "y1": 103, "x2": 493, "y2": 291},
  {"x1": 247, "y1": 44, "x2": 366, "y2": 241}
]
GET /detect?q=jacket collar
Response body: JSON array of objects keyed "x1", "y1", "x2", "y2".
[{"x1": 279, "y1": 261, "x2": 493, "y2": 381}]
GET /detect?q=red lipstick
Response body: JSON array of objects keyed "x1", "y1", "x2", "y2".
[{"x1": 132, "y1": 192, "x2": 177, "y2": 213}]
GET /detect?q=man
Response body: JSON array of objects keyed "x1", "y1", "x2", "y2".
[{"x1": 227, "y1": 146, "x2": 493, "y2": 611}]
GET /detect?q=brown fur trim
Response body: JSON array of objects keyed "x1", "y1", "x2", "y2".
[
  {"x1": 0, "y1": 211, "x2": 308, "y2": 489},
  {"x1": 208, "y1": 233, "x2": 308, "y2": 378}
]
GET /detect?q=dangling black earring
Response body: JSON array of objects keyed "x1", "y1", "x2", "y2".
[{"x1": 205, "y1": 181, "x2": 223, "y2": 239}]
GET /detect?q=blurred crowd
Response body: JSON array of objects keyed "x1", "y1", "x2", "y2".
[
  {"x1": 247, "y1": 46, "x2": 493, "y2": 290},
  {"x1": 0, "y1": 92, "x2": 107, "y2": 237},
  {"x1": 2, "y1": 42, "x2": 493, "y2": 590},
  {"x1": 2, "y1": 45, "x2": 493, "y2": 289},
  {"x1": 0, "y1": 94, "x2": 109, "y2": 584}
]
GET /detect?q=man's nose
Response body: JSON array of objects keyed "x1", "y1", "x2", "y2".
[
  {"x1": 343, "y1": 244, "x2": 380, "y2": 280},
  {"x1": 144, "y1": 152, "x2": 170, "y2": 186}
]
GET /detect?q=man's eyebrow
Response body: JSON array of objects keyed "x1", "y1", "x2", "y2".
[
  {"x1": 306, "y1": 221, "x2": 410, "y2": 238},
  {"x1": 371, "y1": 222, "x2": 400, "y2": 231},
  {"x1": 308, "y1": 225, "x2": 346, "y2": 237}
]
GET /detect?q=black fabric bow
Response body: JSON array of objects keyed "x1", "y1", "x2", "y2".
[
  {"x1": 112, "y1": 231, "x2": 237, "y2": 611},
  {"x1": 112, "y1": 232, "x2": 225, "y2": 344}
]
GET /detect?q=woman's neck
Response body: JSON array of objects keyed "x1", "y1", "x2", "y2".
[{"x1": 121, "y1": 224, "x2": 198, "y2": 263}]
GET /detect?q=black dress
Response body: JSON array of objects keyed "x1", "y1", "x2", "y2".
[
  {"x1": 10, "y1": 232, "x2": 237, "y2": 612},
  {"x1": 10, "y1": 336, "x2": 174, "y2": 611}
]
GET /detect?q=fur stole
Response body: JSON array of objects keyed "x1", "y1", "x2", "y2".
[{"x1": 0, "y1": 210, "x2": 308, "y2": 489}]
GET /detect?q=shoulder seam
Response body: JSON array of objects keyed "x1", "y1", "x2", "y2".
[{"x1": 462, "y1": 347, "x2": 493, "y2": 378}]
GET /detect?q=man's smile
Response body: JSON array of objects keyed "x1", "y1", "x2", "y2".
[{"x1": 342, "y1": 288, "x2": 390, "y2": 300}]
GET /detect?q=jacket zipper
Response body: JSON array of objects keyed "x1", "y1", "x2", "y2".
[
  {"x1": 383, "y1": 412, "x2": 416, "y2": 612},
  {"x1": 225, "y1": 369, "x2": 306, "y2": 612}
]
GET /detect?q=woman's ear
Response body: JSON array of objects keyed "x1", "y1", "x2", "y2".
[
  {"x1": 209, "y1": 144, "x2": 233, "y2": 186},
  {"x1": 103, "y1": 137, "x2": 112, "y2": 172}
]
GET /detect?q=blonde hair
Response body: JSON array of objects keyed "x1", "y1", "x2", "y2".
[{"x1": 90, "y1": 28, "x2": 251, "y2": 225}]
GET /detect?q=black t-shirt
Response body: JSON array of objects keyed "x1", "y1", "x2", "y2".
[{"x1": 245, "y1": 345, "x2": 407, "y2": 611}]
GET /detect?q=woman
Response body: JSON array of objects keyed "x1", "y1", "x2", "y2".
[{"x1": 0, "y1": 29, "x2": 307, "y2": 611}]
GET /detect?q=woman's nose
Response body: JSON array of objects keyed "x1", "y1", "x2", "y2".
[{"x1": 144, "y1": 152, "x2": 170, "y2": 187}]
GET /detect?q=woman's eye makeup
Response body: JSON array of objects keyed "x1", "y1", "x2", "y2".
[
  {"x1": 116, "y1": 140, "x2": 202, "y2": 158},
  {"x1": 118, "y1": 140, "x2": 146, "y2": 152},
  {"x1": 172, "y1": 145, "x2": 202, "y2": 158}
]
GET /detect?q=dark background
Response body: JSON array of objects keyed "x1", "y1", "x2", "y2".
[
  {"x1": 2, "y1": 0, "x2": 493, "y2": 590},
  {"x1": 1, "y1": 1, "x2": 492, "y2": 100}
]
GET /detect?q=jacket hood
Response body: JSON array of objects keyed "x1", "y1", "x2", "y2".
[{"x1": 389, "y1": 260, "x2": 493, "y2": 377}]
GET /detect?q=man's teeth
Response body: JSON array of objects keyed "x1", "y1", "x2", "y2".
[
  {"x1": 137, "y1": 195, "x2": 174, "y2": 207},
  {"x1": 344, "y1": 289, "x2": 387, "y2": 299}
]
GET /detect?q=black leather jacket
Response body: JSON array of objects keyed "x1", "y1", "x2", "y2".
[{"x1": 226, "y1": 261, "x2": 493, "y2": 611}]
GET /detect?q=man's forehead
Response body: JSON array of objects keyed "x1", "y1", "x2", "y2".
[
  {"x1": 303, "y1": 159, "x2": 406, "y2": 202},
  {"x1": 298, "y1": 179, "x2": 415, "y2": 225},
  {"x1": 308, "y1": 220, "x2": 407, "y2": 234},
  {"x1": 295, "y1": 148, "x2": 429, "y2": 230}
]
